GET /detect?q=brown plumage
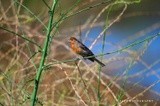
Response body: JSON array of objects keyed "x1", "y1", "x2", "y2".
[{"x1": 69, "y1": 37, "x2": 105, "y2": 67}]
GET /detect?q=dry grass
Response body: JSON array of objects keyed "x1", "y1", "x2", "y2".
[{"x1": 0, "y1": 0, "x2": 160, "y2": 106}]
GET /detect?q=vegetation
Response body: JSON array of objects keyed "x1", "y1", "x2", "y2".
[{"x1": 0, "y1": 0, "x2": 160, "y2": 106}]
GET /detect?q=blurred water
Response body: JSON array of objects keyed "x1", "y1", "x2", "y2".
[{"x1": 82, "y1": 15, "x2": 160, "y2": 96}]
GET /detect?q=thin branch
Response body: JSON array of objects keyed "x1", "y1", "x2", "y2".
[
  {"x1": 75, "y1": 62, "x2": 87, "y2": 89},
  {"x1": 14, "y1": 0, "x2": 47, "y2": 29},
  {"x1": 0, "y1": 26, "x2": 42, "y2": 49},
  {"x1": 42, "y1": 0, "x2": 51, "y2": 10},
  {"x1": 46, "y1": 32, "x2": 160, "y2": 66}
]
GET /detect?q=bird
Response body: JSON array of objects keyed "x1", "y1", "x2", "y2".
[{"x1": 69, "y1": 37, "x2": 105, "y2": 67}]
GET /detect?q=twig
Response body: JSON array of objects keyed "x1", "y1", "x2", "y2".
[{"x1": 0, "y1": 26, "x2": 42, "y2": 49}]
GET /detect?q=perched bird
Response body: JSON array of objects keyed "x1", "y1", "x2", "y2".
[{"x1": 69, "y1": 37, "x2": 105, "y2": 67}]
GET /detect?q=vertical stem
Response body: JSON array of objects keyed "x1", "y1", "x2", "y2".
[
  {"x1": 97, "y1": 67, "x2": 101, "y2": 106},
  {"x1": 97, "y1": 5, "x2": 110, "y2": 105},
  {"x1": 31, "y1": 0, "x2": 58, "y2": 106},
  {"x1": 97, "y1": 35, "x2": 106, "y2": 106}
]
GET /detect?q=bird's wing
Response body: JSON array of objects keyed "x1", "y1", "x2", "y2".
[
  {"x1": 77, "y1": 40, "x2": 94, "y2": 55},
  {"x1": 75, "y1": 40, "x2": 95, "y2": 62}
]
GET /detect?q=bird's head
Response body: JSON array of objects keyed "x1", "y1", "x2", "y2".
[{"x1": 69, "y1": 37, "x2": 77, "y2": 44}]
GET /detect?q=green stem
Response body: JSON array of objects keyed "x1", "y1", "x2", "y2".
[{"x1": 31, "y1": 0, "x2": 58, "y2": 106}]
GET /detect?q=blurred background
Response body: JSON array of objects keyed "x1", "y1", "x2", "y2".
[{"x1": 0, "y1": 0, "x2": 160, "y2": 105}]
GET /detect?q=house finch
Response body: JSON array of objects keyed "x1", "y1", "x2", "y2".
[{"x1": 69, "y1": 37, "x2": 105, "y2": 67}]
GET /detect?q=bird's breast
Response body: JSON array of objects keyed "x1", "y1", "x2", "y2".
[{"x1": 70, "y1": 43, "x2": 82, "y2": 54}]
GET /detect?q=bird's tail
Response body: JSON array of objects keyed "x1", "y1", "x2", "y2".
[{"x1": 94, "y1": 58, "x2": 105, "y2": 67}]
